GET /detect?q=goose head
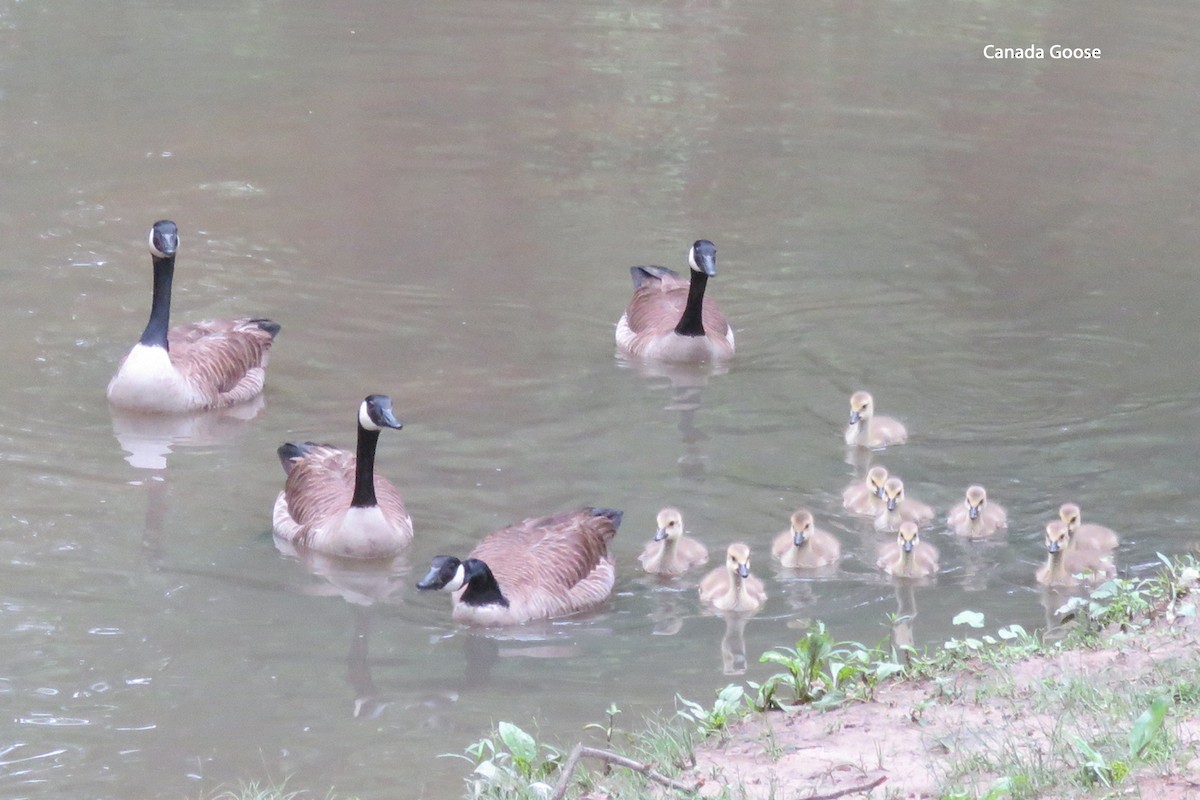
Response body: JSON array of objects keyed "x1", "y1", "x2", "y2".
[
  {"x1": 790, "y1": 509, "x2": 815, "y2": 547},
  {"x1": 897, "y1": 521, "x2": 920, "y2": 554},
  {"x1": 359, "y1": 394, "x2": 403, "y2": 432},
  {"x1": 725, "y1": 542, "x2": 752, "y2": 580},
  {"x1": 883, "y1": 477, "x2": 906, "y2": 512},
  {"x1": 964, "y1": 485, "x2": 988, "y2": 521},
  {"x1": 1044, "y1": 520, "x2": 1070, "y2": 554},
  {"x1": 417, "y1": 555, "x2": 464, "y2": 591},
  {"x1": 654, "y1": 507, "x2": 684, "y2": 542},
  {"x1": 867, "y1": 466, "x2": 889, "y2": 499},
  {"x1": 688, "y1": 240, "x2": 717, "y2": 277},
  {"x1": 1058, "y1": 502, "x2": 1082, "y2": 533},
  {"x1": 148, "y1": 219, "x2": 179, "y2": 259},
  {"x1": 848, "y1": 391, "x2": 874, "y2": 426}
]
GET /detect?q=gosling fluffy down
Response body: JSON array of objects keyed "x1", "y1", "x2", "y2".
[
  {"x1": 699, "y1": 542, "x2": 767, "y2": 613},
  {"x1": 844, "y1": 391, "x2": 907, "y2": 449},
  {"x1": 947, "y1": 485, "x2": 1008, "y2": 539},
  {"x1": 638, "y1": 507, "x2": 709, "y2": 577},
  {"x1": 877, "y1": 521, "x2": 939, "y2": 579},
  {"x1": 772, "y1": 509, "x2": 840, "y2": 569},
  {"x1": 417, "y1": 507, "x2": 621, "y2": 626}
]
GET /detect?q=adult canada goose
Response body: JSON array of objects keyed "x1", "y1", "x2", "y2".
[
  {"x1": 947, "y1": 485, "x2": 1008, "y2": 539},
  {"x1": 877, "y1": 521, "x2": 939, "y2": 579},
  {"x1": 615, "y1": 239, "x2": 735, "y2": 363},
  {"x1": 417, "y1": 507, "x2": 622, "y2": 626},
  {"x1": 844, "y1": 391, "x2": 907, "y2": 448},
  {"x1": 1058, "y1": 503, "x2": 1119, "y2": 552},
  {"x1": 1036, "y1": 520, "x2": 1114, "y2": 587},
  {"x1": 272, "y1": 395, "x2": 412, "y2": 559},
  {"x1": 772, "y1": 509, "x2": 841, "y2": 569},
  {"x1": 842, "y1": 465, "x2": 890, "y2": 516},
  {"x1": 638, "y1": 508, "x2": 709, "y2": 577},
  {"x1": 698, "y1": 542, "x2": 767, "y2": 613},
  {"x1": 874, "y1": 477, "x2": 935, "y2": 532},
  {"x1": 107, "y1": 220, "x2": 280, "y2": 414}
]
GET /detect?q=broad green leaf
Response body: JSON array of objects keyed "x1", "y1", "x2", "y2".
[
  {"x1": 1128, "y1": 696, "x2": 1170, "y2": 758},
  {"x1": 498, "y1": 721, "x2": 537, "y2": 763},
  {"x1": 952, "y1": 610, "x2": 985, "y2": 628}
]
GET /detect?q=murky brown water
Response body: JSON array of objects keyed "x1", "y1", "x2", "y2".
[{"x1": 3, "y1": 1, "x2": 1199, "y2": 797}]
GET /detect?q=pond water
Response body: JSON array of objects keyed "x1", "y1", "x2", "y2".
[{"x1": 2, "y1": 1, "x2": 1199, "y2": 797}]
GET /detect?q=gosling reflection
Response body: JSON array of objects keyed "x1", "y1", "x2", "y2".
[
  {"x1": 109, "y1": 394, "x2": 266, "y2": 470},
  {"x1": 346, "y1": 606, "x2": 391, "y2": 720},
  {"x1": 719, "y1": 613, "x2": 752, "y2": 676},
  {"x1": 891, "y1": 581, "x2": 918, "y2": 654}
]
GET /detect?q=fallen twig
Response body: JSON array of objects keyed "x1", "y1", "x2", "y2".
[
  {"x1": 800, "y1": 775, "x2": 887, "y2": 800},
  {"x1": 550, "y1": 742, "x2": 696, "y2": 800}
]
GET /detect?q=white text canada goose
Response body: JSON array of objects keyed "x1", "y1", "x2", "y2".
[
  {"x1": 1036, "y1": 520, "x2": 1114, "y2": 587},
  {"x1": 843, "y1": 465, "x2": 890, "y2": 516},
  {"x1": 1058, "y1": 503, "x2": 1119, "y2": 552},
  {"x1": 772, "y1": 509, "x2": 841, "y2": 569},
  {"x1": 874, "y1": 477, "x2": 935, "y2": 532},
  {"x1": 698, "y1": 542, "x2": 767, "y2": 613},
  {"x1": 638, "y1": 507, "x2": 709, "y2": 576},
  {"x1": 417, "y1": 507, "x2": 622, "y2": 626},
  {"x1": 615, "y1": 239, "x2": 735, "y2": 363},
  {"x1": 947, "y1": 485, "x2": 1008, "y2": 539},
  {"x1": 272, "y1": 395, "x2": 413, "y2": 559},
  {"x1": 107, "y1": 220, "x2": 280, "y2": 413},
  {"x1": 844, "y1": 391, "x2": 907, "y2": 448},
  {"x1": 877, "y1": 521, "x2": 939, "y2": 579}
]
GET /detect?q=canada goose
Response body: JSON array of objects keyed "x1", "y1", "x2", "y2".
[
  {"x1": 638, "y1": 508, "x2": 709, "y2": 577},
  {"x1": 947, "y1": 485, "x2": 1008, "y2": 539},
  {"x1": 615, "y1": 239, "x2": 735, "y2": 363},
  {"x1": 1036, "y1": 520, "x2": 1114, "y2": 587},
  {"x1": 874, "y1": 477, "x2": 935, "y2": 532},
  {"x1": 698, "y1": 542, "x2": 767, "y2": 613},
  {"x1": 772, "y1": 509, "x2": 841, "y2": 569},
  {"x1": 842, "y1": 466, "x2": 890, "y2": 516},
  {"x1": 272, "y1": 395, "x2": 412, "y2": 559},
  {"x1": 844, "y1": 391, "x2": 907, "y2": 448},
  {"x1": 1058, "y1": 503, "x2": 1119, "y2": 552},
  {"x1": 877, "y1": 521, "x2": 939, "y2": 579},
  {"x1": 107, "y1": 220, "x2": 280, "y2": 414},
  {"x1": 417, "y1": 507, "x2": 622, "y2": 626}
]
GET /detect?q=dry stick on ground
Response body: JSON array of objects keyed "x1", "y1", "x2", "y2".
[
  {"x1": 549, "y1": 743, "x2": 696, "y2": 799},
  {"x1": 800, "y1": 775, "x2": 888, "y2": 800}
]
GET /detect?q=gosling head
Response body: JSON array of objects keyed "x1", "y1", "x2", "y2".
[
  {"x1": 725, "y1": 542, "x2": 752, "y2": 579},
  {"x1": 867, "y1": 466, "x2": 889, "y2": 498},
  {"x1": 359, "y1": 394, "x2": 403, "y2": 432},
  {"x1": 897, "y1": 521, "x2": 920, "y2": 553},
  {"x1": 148, "y1": 219, "x2": 179, "y2": 259},
  {"x1": 883, "y1": 477, "x2": 906, "y2": 512},
  {"x1": 790, "y1": 509, "x2": 815, "y2": 547},
  {"x1": 688, "y1": 239, "x2": 717, "y2": 277},
  {"x1": 964, "y1": 485, "x2": 988, "y2": 521},
  {"x1": 654, "y1": 507, "x2": 684, "y2": 542},
  {"x1": 1044, "y1": 520, "x2": 1071, "y2": 555},
  {"x1": 848, "y1": 391, "x2": 875, "y2": 426},
  {"x1": 1058, "y1": 503, "x2": 1082, "y2": 532}
]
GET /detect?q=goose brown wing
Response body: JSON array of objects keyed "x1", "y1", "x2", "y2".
[
  {"x1": 470, "y1": 508, "x2": 617, "y2": 595},
  {"x1": 169, "y1": 318, "x2": 278, "y2": 396},
  {"x1": 281, "y1": 445, "x2": 356, "y2": 527}
]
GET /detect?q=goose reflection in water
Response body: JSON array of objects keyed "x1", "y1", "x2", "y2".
[
  {"x1": 617, "y1": 358, "x2": 728, "y2": 481},
  {"x1": 110, "y1": 393, "x2": 266, "y2": 470}
]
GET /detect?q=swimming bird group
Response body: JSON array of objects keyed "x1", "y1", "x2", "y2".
[{"x1": 108, "y1": 225, "x2": 1121, "y2": 630}]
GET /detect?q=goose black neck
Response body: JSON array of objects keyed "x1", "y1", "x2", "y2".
[
  {"x1": 461, "y1": 560, "x2": 509, "y2": 607},
  {"x1": 350, "y1": 425, "x2": 382, "y2": 508},
  {"x1": 139, "y1": 255, "x2": 175, "y2": 349},
  {"x1": 673, "y1": 271, "x2": 709, "y2": 337}
]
